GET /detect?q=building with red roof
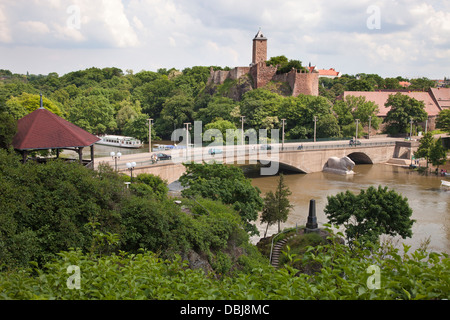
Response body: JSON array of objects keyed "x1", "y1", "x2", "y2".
[
  {"x1": 317, "y1": 68, "x2": 341, "y2": 79},
  {"x1": 12, "y1": 93, "x2": 100, "y2": 165},
  {"x1": 341, "y1": 88, "x2": 450, "y2": 132}
]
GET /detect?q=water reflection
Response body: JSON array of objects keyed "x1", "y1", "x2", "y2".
[{"x1": 250, "y1": 164, "x2": 450, "y2": 254}]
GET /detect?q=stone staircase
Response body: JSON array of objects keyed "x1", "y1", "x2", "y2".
[{"x1": 270, "y1": 236, "x2": 294, "y2": 268}]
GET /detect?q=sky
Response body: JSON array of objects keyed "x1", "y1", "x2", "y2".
[{"x1": 1, "y1": 0, "x2": 450, "y2": 79}]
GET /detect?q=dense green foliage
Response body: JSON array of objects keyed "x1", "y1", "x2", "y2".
[
  {"x1": 383, "y1": 93, "x2": 428, "y2": 134},
  {"x1": 324, "y1": 186, "x2": 415, "y2": 246},
  {"x1": 179, "y1": 162, "x2": 263, "y2": 236},
  {"x1": 0, "y1": 66, "x2": 437, "y2": 144},
  {"x1": 436, "y1": 109, "x2": 450, "y2": 133},
  {"x1": 1, "y1": 230, "x2": 448, "y2": 300},
  {"x1": 0, "y1": 150, "x2": 253, "y2": 272}
]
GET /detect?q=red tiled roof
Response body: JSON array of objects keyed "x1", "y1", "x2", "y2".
[
  {"x1": 318, "y1": 68, "x2": 340, "y2": 76},
  {"x1": 399, "y1": 81, "x2": 411, "y2": 88},
  {"x1": 12, "y1": 108, "x2": 100, "y2": 150},
  {"x1": 342, "y1": 90, "x2": 442, "y2": 117},
  {"x1": 430, "y1": 88, "x2": 450, "y2": 109}
]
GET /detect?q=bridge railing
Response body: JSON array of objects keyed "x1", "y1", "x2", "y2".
[{"x1": 112, "y1": 140, "x2": 398, "y2": 171}]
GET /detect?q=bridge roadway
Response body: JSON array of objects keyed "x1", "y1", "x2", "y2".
[{"x1": 94, "y1": 136, "x2": 419, "y2": 184}]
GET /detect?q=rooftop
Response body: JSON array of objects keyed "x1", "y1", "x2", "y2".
[{"x1": 12, "y1": 107, "x2": 100, "y2": 151}]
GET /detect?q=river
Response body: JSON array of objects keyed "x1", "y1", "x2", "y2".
[{"x1": 249, "y1": 164, "x2": 450, "y2": 254}]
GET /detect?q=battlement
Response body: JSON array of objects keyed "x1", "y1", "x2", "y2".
[{"x1": 207, "y1": 30, "x2": 319, "y2": 97}]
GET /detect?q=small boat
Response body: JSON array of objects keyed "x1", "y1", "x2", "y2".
[
  {"x1": 441, "y1": 180, "x2": 450, "y2": 187},
  {"x1": 96, "y1": 135, "x2": 143, "y2": 148}
]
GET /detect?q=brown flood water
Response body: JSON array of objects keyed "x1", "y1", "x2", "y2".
[{"x1": 249, "y1": 164, "x2": 450, "y2": 254}]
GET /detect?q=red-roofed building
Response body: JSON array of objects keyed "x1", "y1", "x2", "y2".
[
  {"x1": 341, "y1": 88, "x2": 449, "y2": 132},
  {"x1": 317, "y1": 68, "x2": 341, "y2": 79},
  {"x1": 12, "y1": 94, "x2": 100, "y2": 165}
]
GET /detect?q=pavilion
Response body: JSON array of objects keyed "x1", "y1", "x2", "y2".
[{"x1": 12, "y1": 93, "x2": 100, "y2": 167}]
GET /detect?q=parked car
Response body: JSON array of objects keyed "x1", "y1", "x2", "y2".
[
  {"x1": 152, "y1": 153, "x2": 172, "y2": 161},
  {"x1": 208, "y1": 148, "x2": 223, "y2": 155}
]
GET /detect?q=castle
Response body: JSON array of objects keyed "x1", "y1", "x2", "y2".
[{"x1": 207, "y1": 29, "x2": 319, "y2": 97}]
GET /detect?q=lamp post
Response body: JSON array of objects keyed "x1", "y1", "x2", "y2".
[
  {"x1": 148, "y1": 118, "x2": 153, "y2": 153},
  {"x1": 313, "y1": 116, "x2": 317, "y2": 143},
  {"x1": 240, "y1": 116, "x2": 245, "y2": 146},
  {"x1": 281, "y1": 118, "x2": 286, "y2": 151},
  {"x1": 184, "y1": 123, "x2": 191, "y2": 158},
  {"x1": 410, "y1": 118, "x2": 413, "y2": 140},
  {"x1": 110, "y1": 151, "x2": 121, "y2": 171},
  {"x1": 368, "y1": 116, "x2": 372, "y2": 139},
  {"x1": 409, "y1": 118, "x2": 414, "y2": 165},
  {"x1": 355, "y1": 119, "x2": 360, "y2": 144},
  {"x1": 126, "y1": 162, "x2": 136, "y2": 182}
]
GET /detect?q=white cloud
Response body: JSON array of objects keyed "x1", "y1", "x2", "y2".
[
  {"x1": 0, "y1": 0, "x2": 449, "y2": 79},
  {"x1": 0, "y1": 4, "x2": 12, "y2": 43}
]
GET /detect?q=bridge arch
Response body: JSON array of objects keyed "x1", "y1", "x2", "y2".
[{"x1": 347, "y1": 152, "x2": 373, "y2": 164}]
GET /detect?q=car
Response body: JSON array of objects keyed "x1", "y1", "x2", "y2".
[
  {"x1": 208, "y1": 148, "x2": 223, "y2": 155},
  {"x1": 152, "y1": 153, "x2": 172, "y2": 161},
  {"x1": 349, "y1": 139, "x2": 361, "y2": 146},
  {"x1": 260, "y1": 144, "x2": 272, "y2": 150}
]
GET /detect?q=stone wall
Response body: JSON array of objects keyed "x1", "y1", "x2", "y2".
[
  {"x1": 249, "y1": 62, "x2": 277, "y2": 89},
  {"x1": 208, "y1": 63, "x2": 319, "y2": 97}
]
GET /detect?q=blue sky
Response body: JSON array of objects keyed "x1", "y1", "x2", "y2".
[{"x1": 1, "y1": 0, "x2": 449, "y2": 79}]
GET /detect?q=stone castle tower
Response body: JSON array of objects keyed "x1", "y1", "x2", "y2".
[
  {"x1": 208, "y1": 29, "x2": 319, "y2": 97},
  {"x1": 252, "y1": 29, "x2": 267, "y2": 65}
]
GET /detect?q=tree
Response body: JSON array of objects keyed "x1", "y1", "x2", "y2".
[
  {"x1": 324, "y1": 185, "x2": 415, "y2": 246},
  {"x1": 204, "y1": 118, "x2": 237, "y2": 143},
  {"x1": 123, "y1": 114, "x2": 156, "y2": 143},
  {"x1": 429, "y1": 137, "x2": 447, "y2": 170},
  {"x1": 6, "y1": 92, "x2": 62, "y2": 119},
  {"x1": 415, "y1": 132, "x2": 434, "y2": 167},
  {"x1": 69, "y1": 94, "x2": 116, "y2": 134},
  {"x1": 156, "y1": 93, "x2": 195, "y2": 138},
  {"x1": 409, "y1": 77, "x2": 435, "y2": 91},
  {"x1": 0, "y1": 112, "x2": 17, "y2": 150},
  {"x1": 383, "y1": 93, "x2": 428, "y2": 134},
  {"x1": 179, "y1": 162, "x2": 263, "y2": 235},
  {"x1": 260, "y1": 174, "x2": 293, "y2": 237},
  {"x1": 436, "y1": 109, "x2": 450, "y2": 133},
  {"x1": 240, "y1": 89, "x2": 283, "y2": 130}
]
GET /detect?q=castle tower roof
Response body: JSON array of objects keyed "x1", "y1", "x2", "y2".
[{"x1": 253, "y1": 28, "x2": 267, "y2": 40}]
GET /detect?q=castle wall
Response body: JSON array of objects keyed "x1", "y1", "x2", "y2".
[
  {"x1": 291, "y1": 72, "x2": 319, "y2": 96},
  {"x1": 250, "y1": 62, "x2": 277, "y2": 88},
  {"x1": 229, "y1": 67, "x2": 251, "y2": 80}
]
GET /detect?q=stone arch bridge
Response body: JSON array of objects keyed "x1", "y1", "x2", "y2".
[{"x1": 95, "y1": 139, "x2": 418, "y2": 184}]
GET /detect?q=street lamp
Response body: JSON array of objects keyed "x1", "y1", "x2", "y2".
[
  {"x1": 240, "y1": 116, "x2": 245, "y2": 146},
  {"x1": 148, "y1": 118, "x2": 153, "y2": 153},
  {"x1": 184, "y1": 123, "x2": 191, "y2": 158},
  {"x1": 368, "y1": 116, "x2": 372, "y2": 139},
  {"x1": 281, "y1": 119, "x2": 286, "y2": 151},
  {"x1": 355, "y1": 119, "x2": 360, "y2": 142},
  {"x1": 126, "y1": 162, "x2": 136, "y2": 182},
  {"x1": 110, "y1": 151, "x2": 121, "y2": 171},
  {"x1": 313, "y1": 116, "x2": 317, "y2": 143},
  {"x1": 410, "y1": 118, "x2": 413, "y2": 140}
]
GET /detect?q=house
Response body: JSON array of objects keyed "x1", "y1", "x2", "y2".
[{"x1": 341, "y1": 88, "x2": 450, "y2": 132}]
